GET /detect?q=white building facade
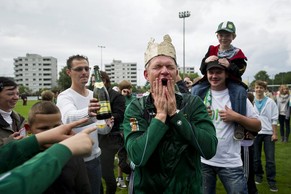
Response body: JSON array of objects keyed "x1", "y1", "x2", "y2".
[
  {"x1": 104, "y1": 60, "x2": 137, "y2": 85},
  {"x1": 14, "y1": 54, "x2": 58, "y2": 92},
  {"x1": 178, "y1": 66, "x2": 195, "y2": 74}
]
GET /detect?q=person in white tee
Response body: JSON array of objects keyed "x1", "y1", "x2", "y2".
[
  {"x1": 194, "y1": 60, "x2": 261, "y2": 194},
  {"x1": 57, "y1": 55, "x2": 112, "y2": 194},
  {"x1": 253, "y1": 80, "x2": 279, "y2": 192}
]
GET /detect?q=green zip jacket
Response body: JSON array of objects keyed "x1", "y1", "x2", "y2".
[
  {"x1": 0, "y1": 135, "x2": 72, "y2": 194},
  {"x1": 123, "y1": 93, "x2": 218, "y2": 194}
]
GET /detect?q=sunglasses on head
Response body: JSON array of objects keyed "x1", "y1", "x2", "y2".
[{"x1": 71, "y1": 66, "x2": 91, "y2": 72}]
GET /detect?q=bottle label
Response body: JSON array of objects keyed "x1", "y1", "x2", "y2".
[
  {"x1": 94, "y1": 82, "x2": 104, "y2": 89},
  {"x1": 98, "y1": 101, "x2": 111, "y2": 114}
]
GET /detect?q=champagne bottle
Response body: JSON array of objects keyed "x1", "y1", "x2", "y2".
[{"x1": 93, "y1": 65, "x2": 112, "y2": 119}]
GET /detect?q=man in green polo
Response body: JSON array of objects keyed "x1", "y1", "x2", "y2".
[{"x1": 123, "y1": 34, "x2": 218, "y2": 194}]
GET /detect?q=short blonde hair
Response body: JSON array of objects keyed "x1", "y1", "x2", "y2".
[
  {"x1": 118, "y1": 80, "x2": 132, "y2": 91},
  {"x1": 41, "y1": 90, "x2": 54, "y2": 101},
  {"x1": 28, "y1": 101, "x2": 60, "y2": 126}
]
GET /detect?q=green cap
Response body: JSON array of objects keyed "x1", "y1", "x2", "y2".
[{"x1": 216, "y1": 21, "x2": 236, "y2": 33}]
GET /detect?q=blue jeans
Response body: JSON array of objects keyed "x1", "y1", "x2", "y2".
[
  {"x1": 202, "y1": 163, "x2": 248, "y2": 194},
  {"x1": 85, "y1": 157, "x2": 102, "y2": 194},
  {"x1": 253, "y1": 134, "x2": 276, "y2": 185}
]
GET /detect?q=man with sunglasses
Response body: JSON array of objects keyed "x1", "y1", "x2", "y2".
[{"x1": 57, "y1": 55, "x2": 113, "y2": 194}]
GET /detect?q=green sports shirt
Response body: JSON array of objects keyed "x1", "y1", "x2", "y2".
[{"x1": 123, "y1": 93, "x2": 218, "y2": 194}]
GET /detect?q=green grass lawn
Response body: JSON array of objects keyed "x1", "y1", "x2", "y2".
[
  {"x1": 14, "y1": 100, "x2": 40, "y2": 120},
  {"x1": 15, "y1": 100, "x2": 291, "y2": 194}
]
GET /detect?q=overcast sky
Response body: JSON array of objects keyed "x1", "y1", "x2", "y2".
[{"x1": 1, "y1": 0, "x2": 291, "y2": 86}]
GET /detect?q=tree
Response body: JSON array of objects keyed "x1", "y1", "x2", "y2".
[
  {"x1": 18, "y1": 84, "x2": 32, "y2": 95},
  {"x1": 179, "y1": 72, "x2": 199, "y2": 81},
  {"x1": 254, "y1": 70, "x2": 270, "y2": 82},
  {"x1": 273, "y1": 72, "x2": 291, "y2": 85},
  {"x1": 57, "y1": 66, "x2": 71, "y2": 91}
]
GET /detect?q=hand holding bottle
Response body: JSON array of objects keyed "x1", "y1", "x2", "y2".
[
  {"x1": 88, "y1": 98, "x2": 101, "y2": 117},
  {"x1": 93, "y1": 65, "x2": 112, "y2": 119}
]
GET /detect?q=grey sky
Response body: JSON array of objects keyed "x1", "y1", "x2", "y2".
[{"x1": 1, "y1": 0, "x2": 290, "y2": 85}]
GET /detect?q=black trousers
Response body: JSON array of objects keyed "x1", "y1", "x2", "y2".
[{"x1": 99, "y1": 133, "x2": 123, "y2": 194}]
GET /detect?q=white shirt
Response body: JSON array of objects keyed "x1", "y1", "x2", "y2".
[
  {"x1": 254, "y1": 97, "x2": 278, "y2": 135},
  {"x1": 0, "y1": 109, "x2": 12, "y2": 126},
  {"x1": 201, "y1": 88, "x2": 259, "y2": 168},
  {"x1": 57, "y1": 88, "x2": 111, "y2": 162}
]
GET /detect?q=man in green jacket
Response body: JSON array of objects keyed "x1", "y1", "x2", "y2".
[{"x1": 123, "y1": 34, "x2": 218, "y2": 194}]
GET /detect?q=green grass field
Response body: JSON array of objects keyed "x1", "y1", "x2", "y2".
[{"x1": 15, "y1": 100, "x2": 291, "y2": 194}]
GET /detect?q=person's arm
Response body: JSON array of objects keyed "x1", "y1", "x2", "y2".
[
  {"x1": 0, "y1": 135, "x2": 40, "y2": 173},
  {"x1": 111, "y1": 92, "x2": 125, "y2": 124},
  {"x1": 123, "y1": 99, "x2": 169, "y2": 167},
  {"x1": 57, "y1": 93, "x2": 102, "y2": 128},
  {"x1": 0, "y1": 118, "x2": 94, "y2": 173},
  {"x1": 0, "y1": 143, "x2": 72, "y2": 194},
  {"x1": 56, "y1": 92, "x2": 92, "y2": 124},
  {"x1": 271, "y1": 100, "x2": 279, "y2": 141},
  {"x1": 220, "y1": 101, "x2": 261, "y2": 132},
  {"x1": 228, "y1": 49, "x2": 247, "y2": 77},
  {"x1": 169, "y1": 95, "x2": 218, "y2": 159},
  {"x1": 200, "y1": 46, "x2": 212, "y2": 75},
  {"x1": 0, "y1": 123, "x2": 96, "y2": 194},
  {"x1": 96, "y1": 119, "x2": 113, "y2": 135},
  {"x1": 228, "y1": 58, "x2": 247, "y2": 78}
]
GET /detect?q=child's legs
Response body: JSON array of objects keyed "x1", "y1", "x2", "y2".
[
  {"x1": 285, "y1": 117, "x2": 290, "y2": 138},
  {"x1": 253, "y1": 135, "x2": 264, "y2": 176},
  {"x1": 279, "y1": 114, "x2": 285, "y2": 137}
]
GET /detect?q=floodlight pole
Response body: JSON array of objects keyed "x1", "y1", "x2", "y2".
[{"x1": 179, "y1": 11, "x2": 191, "y2": 78}]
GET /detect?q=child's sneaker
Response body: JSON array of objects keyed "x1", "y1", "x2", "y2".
[
  {"x1": 255, "y1": 176, "x2": 262, "y2": 185},
  {"x1": 117, "y1": 177, "x2": 127, "y2": 189},
  {"x1": 269, "y1": 184, "x2": 278, "y2": 192},
  {"x1": 234, "y1": 124, "x2": 245, "y2": 140}
]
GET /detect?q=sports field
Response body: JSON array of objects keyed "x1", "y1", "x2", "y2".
[{"x1": 15, "y1": 100, "x2": 291, "y2": 194}]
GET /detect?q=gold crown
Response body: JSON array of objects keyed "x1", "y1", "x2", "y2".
[{"x1": 144, "y1": 34, "x2": 176, "y2": 67}]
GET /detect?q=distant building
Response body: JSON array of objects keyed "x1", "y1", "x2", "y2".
[
  {"x1": 104, "y1": 59, "x2": 137, "y2": 85},
  {"x1": 14, "y1": 53, "x2": 58, "y2": 92},
  {"x1": 178, "y1": 66, "x2": 195, "y2": 74}
]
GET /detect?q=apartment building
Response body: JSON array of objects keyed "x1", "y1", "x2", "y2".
[
  {"x1": 14, "y1": 53, "x2": 58, "y2": 92},
  {"x1": 104, "y1": 59, "x2": 137, "y2": 85},
  {"x1": 178, "y1": 66, "x2": 195, "y2": 74}
]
